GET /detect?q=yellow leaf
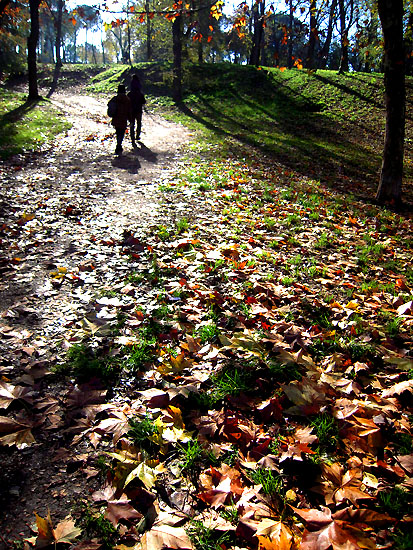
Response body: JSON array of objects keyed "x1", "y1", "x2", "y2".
[
  {"x1": 125, "y1": 462, "x2": 157, "y2": 489},
  {"x1": 35, "y1": 511, "x2": 54, "y2": 544}
]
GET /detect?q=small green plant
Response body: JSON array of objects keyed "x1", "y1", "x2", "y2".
[
  {"x1": 179, "y1": 439, "x2": 204, "y2": 472},
  {"x1": 128, "y1": 415, "x2": 160, "y2": 452},
  {"x1": 264, "y1": 216, "x2": 277, "y2": 230},
  {"x1": 61, "y1": 343, "x2": 119, "y2": 382},
  {"x1": 156, "y1": 224, "x2": 170, "y2": 242},
  {"x1": 268, "y1": 360, "x2": 302, "y2": 383},
  {"x1": 281, "y1": 276, "x2": 296, "y2": 286},
  {"x1": 220, "y1": 504, "x2": 239, "y2": 525},
  {"x1": 378, "y1": 487, "x2": 412, "y2": 518},
  {"x1": 345, "y1": 340, "x2": 376, "y2": 362},
  {"x1": 198, "y1": 182, "x2": 213, "y2": 191},
  {"x1": 95, "y1": 455, "x2": 111, "y2": 478},
  {"x1": 127, "y1": 272, "x2": 145, "y2": 284},
  {"x1": 249, "y1": 468, "x2": 285, "y2": 497},
  {"x1": 285, "y1": 213, "x2": 301, "y2": 226},
  {"x1": 310, "y1": 413, "x2": 339, "y2": 451},
  {"x1": 76, "y1": 503, "x2": 118, "y2": 549},
  {"x1": 314, "y1": 232, "x2": 330, "y2": 249},
  {"x1": 392, "y1": 529, "x2": 413, "y2": 550},
  {"x1": 176, "y1": 217, "x2": 189, "y2": 233},
  {"x1": 386, "y1": 316, "x2": 402, "y2": 338},
  {"x1": 153, "y1": 304, "x2": 172, "y2": 320},
  {"x1": 186, "y1": 520, "x2": 233, "y2": 550},
  {"x1": 309, "y1": 211, "x2": 320, "y2": 221},
  {"x1": 126, "y1": 337, "x2": 156, "y2": 371},
  {"x1": 213, "y1": 365, "x2": 253, "y2": 397},
  {"x1": 391, "y1": 432, "x2": 413, "y2": 455},
  {"x1": 222, "y1": 446, "x2": 240, "y2": 466},
  {"x1": 196, "y1": 322, "x2": 220, "y2": 343}
]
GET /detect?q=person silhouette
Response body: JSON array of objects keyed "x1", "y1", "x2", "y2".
[
  {"x1": 109, "y1": 84, "x2": 132, "y2": 155},
  {"x1": 128, "y1": 74, "x2": 146, "y2": 146}
]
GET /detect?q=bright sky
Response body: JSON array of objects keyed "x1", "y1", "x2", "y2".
[{"x1": 68, "y1": 0, "x2": 240, "y2": 44}]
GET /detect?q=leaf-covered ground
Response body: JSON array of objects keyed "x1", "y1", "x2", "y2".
[{"x1": 0, "y1": 74, "x2": 412, "y2": 550}]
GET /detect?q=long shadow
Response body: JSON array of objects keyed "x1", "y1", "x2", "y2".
[
  {"x1": 0, "y1": 98, "x2": 40, "y2": 125},
  {"x1": 111, "y1": 151, "x2": 142, "y2": 174},
  {"x1": 314, "y1": 73, "x2": 384, "y2": 110},
  {"x1": 134, "y1": 142, "x2": 158, "y2": 163},
  {"x1": 106, "y1": 142, "x2": 158, "y2": 173},
  {"x1": 178, "y1": 89, "x2": 413, "y2": 205}
]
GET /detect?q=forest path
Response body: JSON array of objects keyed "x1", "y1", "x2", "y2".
[
  {"x1": 0, "y1": 91, "x2": 192, "y2": 542},
  {"x1": 1, "y1": 92, "x2": 191, "y2": 331}
]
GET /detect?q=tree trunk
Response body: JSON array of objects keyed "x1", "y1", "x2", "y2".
[
  {"x1": 405, "y1": 11, "x2": 413, "y2": 75},
  {"x1": 73, "y1": 31, "x2": 77, "y2": 62},
  {"x1": 145, "y1": 0, "x2": 152, "y2": 61},
  {"x1": 172, "y1": 14, "x2": 182, "y2": 102},
  {"x1": 85, "y1": 27, "x2": 87, "y2": 63},
  {"x1": 337, "y1": 0, "x2": 349, "y2": 73},
  {"x1": 318, "y1": 0, "x2": 337, "y2": 69},
  {"x1": 127, "y1": 1, "x2": 132, "y2": 65},
  {"x1": 306, "y1": 0, "x2": 317, "y2": 69},
  {"x1": 376, "y1": 0, "x2": 405, "y2": 206},
  {"x1": 51, "y1": 0, "x2": 64, "y2": 93},
  {"x1": 287, "y1": 0, "x2": 293, "y2": 69},
  {"x1": 28, "y1": 0, "x2": 41, "y2": 99},
  {"x1": 249, "y1": 0, "x2": 265, "y2": 66}
]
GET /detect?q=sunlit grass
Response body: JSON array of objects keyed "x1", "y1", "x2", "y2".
[{"x1": 0, "y1": 90, "x2": 70, "y2": 160}]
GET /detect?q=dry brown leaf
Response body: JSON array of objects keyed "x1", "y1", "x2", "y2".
[
  {"x1": 140, "y1": 524, "x2": 193, "y2": 550},
  {"x1": 31, "y1": 512, "x2": 81, "y2": 547},
  {"x1": 0, "y1": 381, "x2": 33, "y2": 409},
  {"x1": 105, "y1": 499, "x2": 142, "y2": 527}
]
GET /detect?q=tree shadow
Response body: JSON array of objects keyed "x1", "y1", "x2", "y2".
[
  {"x1": 178, "y1": 93, "x2": 383, "y2": 201},
  {"x1": 0, "y1": 98, "x2": 40, "y2": 125}
]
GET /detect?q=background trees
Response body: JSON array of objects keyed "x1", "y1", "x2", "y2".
[{"x1": 0, "y1": 0, "x2": 410, "y2": 205}]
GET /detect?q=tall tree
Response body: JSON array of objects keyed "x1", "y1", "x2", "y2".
[
  {"x1": 375, "y1": 0, "x2": 405, "y2": 206},
  {"x1": 172, "y1": 12, "x2": 182, "y2": 101},
  {"x1": 51, "y1": 0, "x2": 64, "y2": 92},
  {"x1": 28, "y1": 0, "x2": 41, "y2": 99},
  {"x1": 318, "y1": 0, "x2": 337, "y2": 69},
  {"x1": 337, "y1": 0, "x2": 354, "y2": 73},
  {"x1": 249, "y1": 0, "x2": 265, "y2": 66},
  {"x1": 306, "y1": 0, "x2": 318, "y2": 68}
]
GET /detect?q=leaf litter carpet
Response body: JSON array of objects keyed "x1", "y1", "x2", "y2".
[
  {"x1": 0, "y1": 93, "x2": 192, "y2": 543},
  {"x1": 0, "y1": 92, "x2": 413, "y2": 550}
]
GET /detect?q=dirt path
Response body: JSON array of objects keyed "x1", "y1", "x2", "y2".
[
  {"x1": 0, "y1": 92, "x2": 191, "y2": 328},
  {"x1": 0, "y1": 92, "x2": 192, "y2": 544}
]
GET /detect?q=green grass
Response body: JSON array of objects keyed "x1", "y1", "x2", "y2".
[
  {"x1": 0, "y1": 90, "x2": 71, "y2": 160},
  {"x1": 128, "y1": 415, "x2": 160, "y2": 452},
  {"x1": 378, "y1": 487, "x2": 412, "y2": 518},
  {"x1": 310, "y1": 413, "x2": 339, "y2": 452},
  {"x1": 75, "y1": 502, "x2": 118, "y2": 550},
  {"x1": 59, "y1": 342, "x2": 120, "y2": 382},
  {"x1": 249, "y1": 468, "x2": 285, "y2": 497},
  {"x1": 186, "y1": 520, "x2": 233, "y2": 550},
  {"x1": 178, "y1": 439, "x2": 204, "y2": 472}
]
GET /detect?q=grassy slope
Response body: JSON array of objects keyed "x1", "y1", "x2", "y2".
[
  {"x1": 0, "y1": 89, "x2": 71, "y2": 160},
  {"x1": 87, "y1": 61, "x2": 411, "y2": 203}
]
